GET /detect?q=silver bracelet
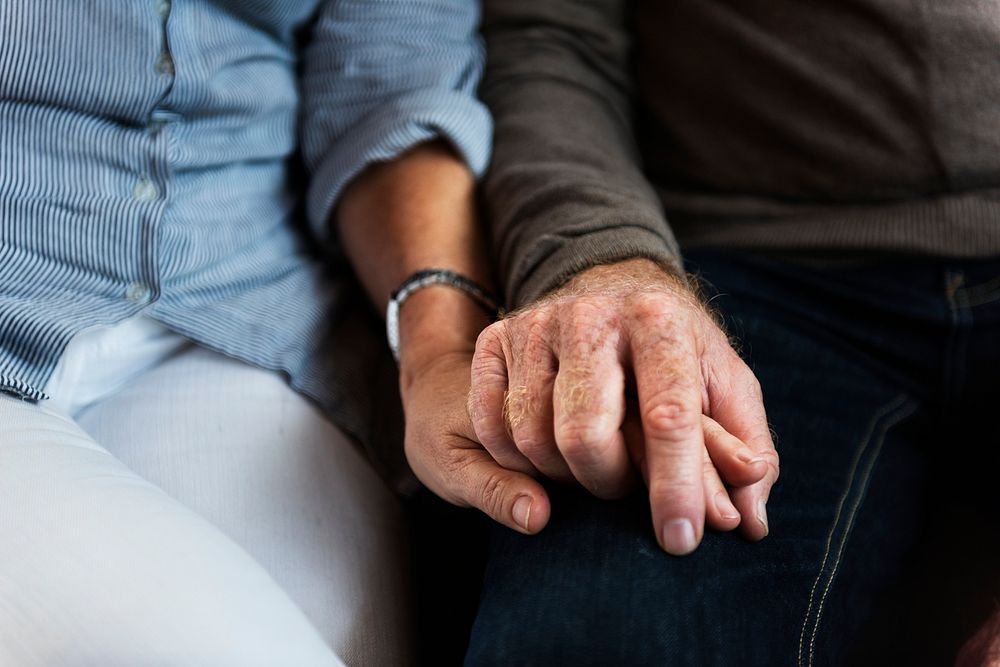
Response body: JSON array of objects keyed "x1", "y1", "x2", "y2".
[{"x1": 386, "y1": 269, "x2": 499, "y2": 363}]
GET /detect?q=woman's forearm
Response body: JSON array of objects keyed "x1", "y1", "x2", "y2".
[
  {"x1": 339, "y1": 143, "x2": 554, "y2": 537},
  {"x1": 335, "y1": 140, "x2": 494, "y2": 386}
]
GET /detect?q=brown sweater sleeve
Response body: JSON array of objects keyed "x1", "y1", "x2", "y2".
[{"x1": 480, "y1": 0, "x2": 680, "y2": 309}]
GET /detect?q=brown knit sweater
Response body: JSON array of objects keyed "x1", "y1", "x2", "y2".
[{"x1": 480, "y1": 0, "x2": 1000, "y2": 308}]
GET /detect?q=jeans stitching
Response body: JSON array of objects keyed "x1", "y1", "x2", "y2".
[
  {"x1": 796, "y1": 394, "x2": 912, "y2": 667},
  {"x1": 806, "y1": 398, "x2": 916, "y2": 665}
]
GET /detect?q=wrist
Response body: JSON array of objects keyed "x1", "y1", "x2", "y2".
[
  {"x1": 567, "y1": 257, "x2": 684, "y2": 290},
  {"x1": 397, "y1": 286, "x2": 493, "y2": 393},
  {"x1": 539, "y1": 258, "x2": 689, "y2": 307}
]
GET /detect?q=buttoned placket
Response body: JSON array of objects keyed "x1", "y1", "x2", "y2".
[{"x1": 126, "y1": 0, "x2": 176, "y2": 308}]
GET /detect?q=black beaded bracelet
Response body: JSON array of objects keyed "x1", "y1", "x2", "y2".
[{"x1": 386, "y1": 268, "x2": 500, "y2": 362}]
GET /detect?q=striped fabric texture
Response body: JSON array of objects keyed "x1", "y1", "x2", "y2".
[{"x1": 0, "y1": 0, "x2": 491, "y2": 471}]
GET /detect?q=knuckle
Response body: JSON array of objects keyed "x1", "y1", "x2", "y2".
[
  {"x1": 642, "y1": 397, "x2": 699, "y2": 440},
  {"x1": 517, "y1": 316, "x2": 555, "y2": 362},
  {"x1": 470, "y1": 411, "x2": 507, "y2": 446},
  {"x1": 512, "y1": 431, "x2": 553, "y2": 459},
  {"x1": 750, "y1": 448, "x2": 781, "y2": 484},
  {"x1": 563, "y1": 316, "x2": 620, "y2": 360},
  {"x1": 629, "y1": 290, "x2": 694, "y2": 324},
  {"x1": 555, "y1": 420, "x2": 610, "y2": 461},
  {"x1": 629, "y1": 288, "x2": 669, "y2": 309},
  {"x1": 567, "y1": 297, "x2": 598, "y2": 322},
  {"x1": 502, "y1": 308, "x2": 552, "y2": 367},
  {"x1": 523, "y1": 313, "x2": 550, "y2": 342},
  {"x1": 628, "y1": 291, "x2": 672, "y2": 323},
  {"x1": 516, "y1": 303, "x2": 553, "y2": 331},
  {"x1": 763, "y1": 450, "x2": 781, "y2": 479},
  {"x1": 564, "y1": 298, "x2": 609, "y2": 334}
]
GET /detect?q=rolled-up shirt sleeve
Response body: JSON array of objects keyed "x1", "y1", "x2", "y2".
[{"x1": 299, "y1": 0, "x2": 493, "y2": 239}]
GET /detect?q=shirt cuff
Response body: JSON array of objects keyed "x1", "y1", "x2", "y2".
[
  {"x1": 509, "y1": 225, "x2": 682, "y2": 308},
  {"x1": 306, "y1": 89, "x2": 492, "y2": 240}
]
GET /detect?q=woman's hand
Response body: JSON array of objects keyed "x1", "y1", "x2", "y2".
[{"x1": 400, "y1": 347, "x2": 551, "y2": 535}]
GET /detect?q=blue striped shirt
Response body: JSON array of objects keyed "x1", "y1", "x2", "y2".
[{"x1": 0, "y1": 0, "x2": 491, "y2": 487}]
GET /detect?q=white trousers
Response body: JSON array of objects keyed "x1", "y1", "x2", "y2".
[{"x1": 0, "y1": 318, "x2": 411, "y2": 666}]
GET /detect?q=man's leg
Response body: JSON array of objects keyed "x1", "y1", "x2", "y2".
[
  {"x1": 75, "y1": 346, "x2": 413, "y2": 666},
  {"x1": 0, "y1": 394, "x2": 343, "y2": 666},
  {"x1": 465, "y1": 253, "x2": 934, "y2": 666},
  {"x1": 855, "y1": 260, "x2": 1000, "y2": 664}
]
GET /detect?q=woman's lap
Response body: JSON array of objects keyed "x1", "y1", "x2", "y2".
[{"x1": 0, "y1": 327, "x2": 409, "y2": 665}]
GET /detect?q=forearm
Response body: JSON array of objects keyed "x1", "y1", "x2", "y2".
[
  {"x1": 335, "y1": 140, "x2": 494, "y2": 386},
  {"x1": 482, "y1": 0, "x2": 679, "y2": 308}
]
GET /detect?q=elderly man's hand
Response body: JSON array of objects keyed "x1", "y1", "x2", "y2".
[{"x1": 468, "y1": 258, "x2": 779, "y2": 555}]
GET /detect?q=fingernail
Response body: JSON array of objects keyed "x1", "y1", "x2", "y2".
[
  {"x1": 756, "y1": 499, "x2": 769, "y2": 537},
  {"x1": 714, "y1": 491, "x2": 740, "y2": 521},
  {"x1": 661, "y1": 518, "x2": 697, "y2": 555},
  {"x1": 512, "y1": 495, "x2": 533, "y2": 532}
]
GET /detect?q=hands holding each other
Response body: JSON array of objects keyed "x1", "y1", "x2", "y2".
[{"x1": 401, "y1": 258, "x2": 779, "y2": 556}]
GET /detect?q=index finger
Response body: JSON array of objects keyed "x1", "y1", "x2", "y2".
[{"x1": 468, "y1": 322, "x2": 537, "y2": 475}]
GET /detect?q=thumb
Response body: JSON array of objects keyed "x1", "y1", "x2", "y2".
[{"x1": 431, "y1": 446, "x2": 551, "y2": 534}]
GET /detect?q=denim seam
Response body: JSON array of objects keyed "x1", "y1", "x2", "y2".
[{"x1": 796, "y1": 394, "x2": 915, "y2": 667}]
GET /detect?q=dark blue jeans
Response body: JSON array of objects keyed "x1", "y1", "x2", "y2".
[{"x1": 464, "y1": 251, "x2": 1000, "y2": 667}]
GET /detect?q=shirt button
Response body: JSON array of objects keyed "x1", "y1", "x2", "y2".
[
  {"x1": 133, "y1": 176, "x2": 159, "y2": 201},
  {"x1": 155, "y1": 53, "x2": 174, "y2": 76},
  {"x1": 156, "y1": 0, "x2": 171, "y2": 18},
  {"x1": 148, "y1": 109, "x2": 179, "y2": 136},
  {"x1": 125, "y1": 282, "x2": 153, "y2": 305}
]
